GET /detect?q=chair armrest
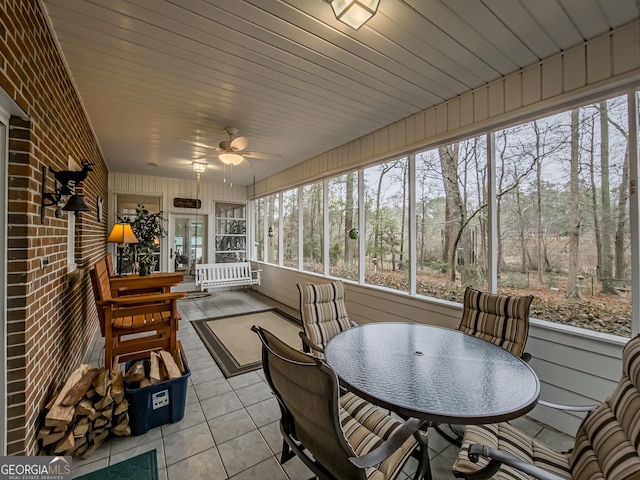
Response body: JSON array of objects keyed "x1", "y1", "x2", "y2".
[
  {"x1": 108, "y1": 292, "x2": 186, "y2": 305},
  {"x1": 299, "y1": 332, "x2": 324, "y2": 354},
  {"x1": 350, "y1": 417, "x2": 425, "y2": 468},
  {"x1": 466, "y1": 444, "x2": 566, "y2": 480},
  {"x1": 537, "y1": 399, "x2": 598, "y2": 412}
]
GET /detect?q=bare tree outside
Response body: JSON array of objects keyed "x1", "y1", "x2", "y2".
[{"x1": 255, "y1": 93, "x2": 633, "y2": 336}]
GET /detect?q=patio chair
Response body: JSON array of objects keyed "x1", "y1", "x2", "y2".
[
  {"x1": 89, "y1": 258, "x2": 184, "y2": 370},
  {"x1": 297, "y1": 280, "x2": 356, "y2": 358},
  {"x1": 436, "y1": 286, "x2": 534, "y2": 445},
  {"x1": 452, "y1": 334, "x2": 640, "y2": 480},
  {"x1": 252, "y1": 325, "x2": 432, "y2": 480}
]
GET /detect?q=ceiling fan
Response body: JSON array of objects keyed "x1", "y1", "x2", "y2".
[{"x1": 192, "y1": 126, "x2": 281, "y2": 166}]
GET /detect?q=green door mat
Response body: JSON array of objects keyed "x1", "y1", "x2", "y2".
[{"x1": 75, "y1": 450, "x2": 157, "y2": 480}]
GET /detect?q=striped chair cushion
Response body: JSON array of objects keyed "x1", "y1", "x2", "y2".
[
  {"x1": 458, "y1": 286, "x2": 533, "y2": 358},
  {"x1": 452, "y1": 422, "x2": 572, "y2": 480},
  {"x1": 569, "y1": 335, "x2": 640, "y2": 480},
  {"x1": 298, "y1": 281, "x2": 352, "y2": 358},
  {"x1": 340, "y1": 392, "x2": 418, "y2": 480},
  {"x1": 453, "y1": 336, "x2": 640, "y2": 480}
]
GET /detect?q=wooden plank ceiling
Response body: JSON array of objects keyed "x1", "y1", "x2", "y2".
[{"x1": 40, "y1": 0, "x2": 640, "y2": 185}]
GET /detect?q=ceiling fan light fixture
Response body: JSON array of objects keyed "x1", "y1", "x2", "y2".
[
  {"x1": 192, "y1": 161, "x2": 207, "y2": 173},
  {"x1": 219, "y1": 152, "x2": 244, "y2": 166},
  {"x1": 327, "y1": 0, "x2": 379, "y2": 30}
]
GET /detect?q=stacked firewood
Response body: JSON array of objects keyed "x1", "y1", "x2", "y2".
[
  {"x1": 123, "y1": 349, "x2": 186, "y2": 388},
  {"x1": 38, "y1": 348, "x2": 187, "y2": 458},
  {"x1": 39, "y1": 365, "x2": 130, "y2": 458}
]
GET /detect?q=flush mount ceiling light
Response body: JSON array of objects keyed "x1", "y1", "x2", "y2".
[
  {"x1": 192, "y1": 161, "x2": 207, "y2": 174},
  {"x1": 323, "y1": 0, "x2": 380, "y2": 30},
  {"x1": 218, "y1": 152, "x2": 244, "y2": 166}
]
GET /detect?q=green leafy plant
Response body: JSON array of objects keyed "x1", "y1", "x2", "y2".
[{"x1": 118, "y1": 204, "x2": 167, "y2": 275}]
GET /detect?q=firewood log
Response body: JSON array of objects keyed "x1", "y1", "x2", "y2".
[
  {"x1": 172, "y1": 348, "x2": 186, "y2": 374},
  {"x1": 81, "y1": 431, "x2": 109, "y2": 459},
  {"x1": 75, "y1": 399, "x2": 95, "y2": 417},
  {"x1": 112, "y1": 414, "x2": 131, "y2": 437},
  {"x1": 92, "y1": 369, "x2": 110, "y2": 397},
  {"x1": 61, "y1": 368, "x2": 99, "y2": 407},
  {"x1": 46, "y1": 364, "x2": 91, "y2": 427},
  {"x1": 113, "y1": 400, "x2": 128, "y2": 416},
  {"x1": 159, "y1": 350, "x2": 182, "y2": 379},
  {"x1": 73, "y1": 418, "x2": 90, "y2": 437},
  {"x1": 110, "y1": 371, "x2": 125, "y2": 404},
  {"x1": 41, "y1": 430, "x2": 66, "y2": 447},
  {"x1": 149, "y1": 351, "x2": 161, "y2": 384},
  {"x1": 124, "y1": 361, "x2": 146, "y2": 385},
  {"x1": 94, "y1": 390, "x2": 113, "y2": 411},
  {"x1": 53, "y1": 429, "x2": 75, "y2": 453},
  {"x1": 75, "y1": 443, "x2": 89, "y2": 456},
  {"x1": 140, "y1": 378, "x2": 151, "y2": 388}
]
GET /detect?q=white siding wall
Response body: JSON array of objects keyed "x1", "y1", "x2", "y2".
[
  {"x1": 255, "y1": 263, "x2": 626, "y2": 435},
  {"x1": 108, "y1": 173, "x2": 247, "y2": 270},
  {"x1": 252, "y1": 20, "x2": 640, "y2": 198}
]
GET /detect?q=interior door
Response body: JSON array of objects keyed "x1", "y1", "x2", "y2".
[{"x1": 170, "y1": 215, "x2": 205, "y2": 276}]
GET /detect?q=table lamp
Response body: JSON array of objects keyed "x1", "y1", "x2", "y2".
[{"x1": 107, "y1": 223, "x2": 138, "y2": 276}]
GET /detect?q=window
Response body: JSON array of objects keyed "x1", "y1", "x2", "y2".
[
  {"x1": 364, "y1": 158, "x2": 409, "y2": 290},
  {"x1": 496, "y1": 96, "x2": 631, "y2": 336},
  {"x1": 266, "y1": 194, "x2": 279, "y2": 264},
  {"x1": 253, "y1": 88, "x2": 639, "y2": 337},
  {"x1": 328, "y1": 173, "x2": 358, "y2": 280},
  {"x1": 254, "y1": 198, "x2": 264, "y2": 261},
  {"x1": 413, "y1": 138, "x2": 489, "y2": 301},
  {"x1": 302, "y1": 182, "x2": 323, "y2": 273},
  {"x1": 282, "y1": 189, "x2": 299, "y2": 268}
]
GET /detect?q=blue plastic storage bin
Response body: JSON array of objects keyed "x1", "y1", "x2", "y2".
[{"x1": 124, "y1": 348, "x2": 190, "y2": 436}]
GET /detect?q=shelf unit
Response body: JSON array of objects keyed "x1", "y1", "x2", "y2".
[{"x1": 214, "y1": 202, "x2": 247, "y2": 263}]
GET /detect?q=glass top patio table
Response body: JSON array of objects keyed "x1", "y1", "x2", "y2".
[{"x1": 324, "y1": 322, "x2": 540, "y2": 424}]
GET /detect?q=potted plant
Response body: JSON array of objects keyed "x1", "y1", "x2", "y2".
[{"x1": 118, "y1": 204, "x2": 167, "y2": 276}]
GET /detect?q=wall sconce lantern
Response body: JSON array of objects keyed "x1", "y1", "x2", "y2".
[
  {"x1": 41, "y1": 160, "x2": 94, "y2": 223},
  {"x1": 323, "y1": 0, "x2": 380, "y2": 30}
]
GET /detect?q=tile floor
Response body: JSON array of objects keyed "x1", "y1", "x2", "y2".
[{"x1": 73, "y1": 289, "x2": 574, "y2": 479}]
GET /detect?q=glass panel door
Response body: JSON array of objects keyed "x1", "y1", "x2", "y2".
[{"x1": 173, "y1": 216, "x2": 205, "y2": 276}]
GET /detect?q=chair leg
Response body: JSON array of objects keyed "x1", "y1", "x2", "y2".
[
  {"x1": 280, "y1": 437, "x2": 295, "y2": 464},
  {"x1": 413, "y1": 430, "x2": 433, "y2": 480}
]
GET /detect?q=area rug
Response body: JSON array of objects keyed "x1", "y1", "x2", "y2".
[
  {"x1": 193, "y1": 309, "x2": 302, "y2": 378},
  {"x1": 75, "y1": 449, "x2": 157, "y2": 480}
]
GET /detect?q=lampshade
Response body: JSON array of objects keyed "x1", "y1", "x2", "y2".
[
  {"x1": 192, "y1": 161, "x2": 207, "y2": 173},
  {"x1": 218, "y1": 153, "x2": 244, "y2": 166},
  {"x1": 329, "y1": 0, "x2": 379, "y2": 30},
  {"x1": 62, "y1": 194, "x2": 90, "y2": 212},
  {"x1": 107, "y1": 223, "x2": 139, "y2": 245}
]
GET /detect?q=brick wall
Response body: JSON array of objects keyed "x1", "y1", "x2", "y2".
[{"x1": 1, "y1": 0, "x2": 109, "y2": 454}]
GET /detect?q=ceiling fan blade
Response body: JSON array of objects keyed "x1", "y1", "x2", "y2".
[
  {"x1": 179, "y1": 138, "x2": 220, "y2": 150},
  {"x1": 193, "y1": 152, "x2": 217, "y2": 160},
  {"x1": 230, "y1": 135, "x2": 249, "y2": 151},
  {"x1": 242, "y1": 151, "x2": 283, "y2": 160}
]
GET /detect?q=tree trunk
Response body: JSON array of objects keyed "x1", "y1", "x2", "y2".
[
  {"x1": 615, "y1": 145, "x2": 630, "y2": 280},
  {"x1": 566, "y1": 109, "x2": 581, "y2": 299},
  {"x1": 599, "y1": 101, "x2": 616, "y2": 294},
  {"x1": 588, "y1": 113, "x2": 603, "y2": 286},
  {"x1": 534, "y1": 121, "x2": 545, "y2": 283},
  {"x1": 439, "y1": 144, "x2": 463, "y2": 283}
]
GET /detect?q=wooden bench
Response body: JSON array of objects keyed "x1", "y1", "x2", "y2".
[{"x1": 195, "y1": 262, "x2": 261, "y2": 291}]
